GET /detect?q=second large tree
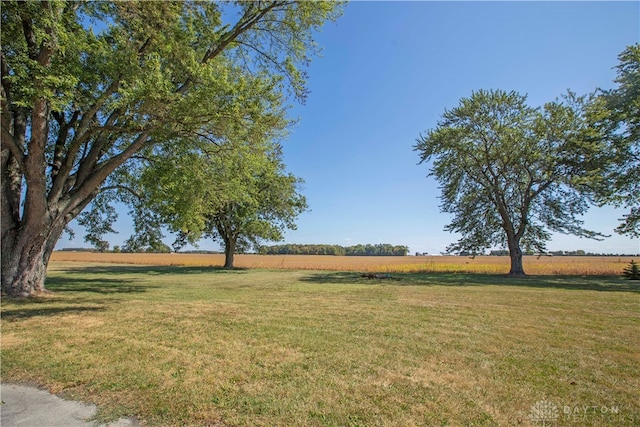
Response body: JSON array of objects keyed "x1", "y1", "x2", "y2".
[{"x1": 415, "y1": 90, "x2": 605, "y2": 275}]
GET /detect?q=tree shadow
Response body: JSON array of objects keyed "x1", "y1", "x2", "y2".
[
  {"x1": 46, "y1": 276, "x2": 153, "y2": 294},
  {"x1": 54, "y1": 264, "x2": 249, "y2": 276},
  {"x1": 301, "y1": 272, "x2": 394, "y2": 284},
  {"x1": 46, "y1": 264, "x2": 249, "y2": 295},
  {"x1": 300, "y1": 271, "x2": 640, "y2": 293},
  {"x1": 1, "y1": 303, "x2": 105, "y2": 321}
]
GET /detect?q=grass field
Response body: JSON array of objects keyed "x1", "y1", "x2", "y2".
[
  {"x1": 50, "y1": 252, "x2": 639, "y2": 276},
  {"x1": 2, "y1": 261, "x2": 639, "y2": 426}
]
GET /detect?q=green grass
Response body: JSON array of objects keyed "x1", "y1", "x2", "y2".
[{"x1": 2, "y1": 263, "x2": 639, "y2": 426}]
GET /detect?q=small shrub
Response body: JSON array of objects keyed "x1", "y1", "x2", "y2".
[{"x1": 622, "y1": 260, "x2": 640, "y2": 280}]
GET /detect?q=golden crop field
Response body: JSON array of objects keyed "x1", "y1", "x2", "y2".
[{"x1": 50, "y1": 251, "x2": 638, "y2": 276}]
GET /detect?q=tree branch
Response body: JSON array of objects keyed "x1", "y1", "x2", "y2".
[
  {"x1": 20, "y1": 11, "x2": 38, "y2": 60},
  {"x1": 0, "y1": 126, "x2": 25, "y2": 172},
  {"x1": 177, "y1": 1, "x2": 289, "y2": 95},
  {"x1": 51, "y1": 103, "x2": 124, "y2": 204},
  {"x1": 63, "y1": 132, "x2": 152, "y2": 219},
  {"x1": 100, "y1": 185, "x2": 144, "y2": 200},
  {"x1": 51, "y1": 110, "x2": 79, "y2": 178}
]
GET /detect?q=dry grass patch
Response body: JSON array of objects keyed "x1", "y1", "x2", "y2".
[{"x1": 2, "y1": 264, "x2": 639, "y2": 426}]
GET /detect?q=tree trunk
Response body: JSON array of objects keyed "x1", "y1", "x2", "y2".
[
  {"x1": 2, "y1": 246, "x2": 48, "y2": 297},
  {"x1": 507, "y1": 241, "x2": 526, "y2": 276},
  {"x1": 223, "y1": 238, "x2": 236, "y2": 269},
  {"x1": 1, "y1": 223, "x2": 62, "y2": 297}
]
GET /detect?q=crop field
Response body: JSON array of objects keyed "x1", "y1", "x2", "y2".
[{"x1": 51, "y1": 251, "x2": 638, "y2": 276}]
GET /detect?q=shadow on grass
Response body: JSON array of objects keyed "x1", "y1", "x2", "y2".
[
  {"x1": 47, "y1": 265, "x2": 248, "y2": 295},
  {"x1": 54, "y1": 264, "x2": 249, "y2": 276},
  {"x1": 2, "y1": 266, "x2": 252, "y2": 320},
  {"x1": 300, "y1": 271, "x2": 640, "y2": 293},
  {"x1": 1, "y1": 303, "x2": 105, "y2": 321},
  {"x1": 46, "y1": 276, "x2": 153, "y2": 294}
]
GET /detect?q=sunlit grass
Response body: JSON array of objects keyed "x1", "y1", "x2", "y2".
[{"x1": 2, "y1": 263, "x2": 639, "y2": 426}]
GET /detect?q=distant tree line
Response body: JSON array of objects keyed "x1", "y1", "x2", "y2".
[{"x1": 258, "y1": 243, "x2": 409, "y2": 256}]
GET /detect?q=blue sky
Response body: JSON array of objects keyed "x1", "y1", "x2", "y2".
[{"x1": 58, "y1": 1, "x2": 640, "y2": 255}]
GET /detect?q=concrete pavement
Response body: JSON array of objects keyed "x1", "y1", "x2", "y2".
[{"x1": 0, "y1": 383, "x2": 137, "y2": 427}]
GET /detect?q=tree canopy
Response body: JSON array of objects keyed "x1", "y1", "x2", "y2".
[
  {"x1": 587, "y1": 44, "x2": 640, "y2": 237},
  {"x1": 1, "y1": 1, "x2": 342, "y2": 296},
  {"x1": 415, "y1": 89, "x2": 606, "y2": 275},
  {"x1": 130, "y1": 139, "x2": 308, "y2": 268}
]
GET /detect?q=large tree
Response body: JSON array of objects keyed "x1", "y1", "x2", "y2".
[
  {"x1": 133, "y1": 140, "x2": 307, "y2": 269},
  {"x1": 1, "y1": 1, "x2": 341, "y2": 296},
  {"x1": 206, "y1": 150, "x2": 307, "y2": 269},
  {"x1": 588, "y1": 44, "x2": 640, "y2": 237},
  {"x1": 415, "y1": 90, "x2": 605, "y2": 275}
]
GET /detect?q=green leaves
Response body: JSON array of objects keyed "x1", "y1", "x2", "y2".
[
  {"x1": 415, "y1": 89, "x2": 606, "y2": 265},
  {"x1": 136, "y1": 137, "x2": 307, "y2": 255},
  {"x1": 587, "y1": 44, "x2": 640, "y2": 237},
  {"x1": 77, "y1": 191, "x2": 118, "y2": 252},
  {"x1": 1, "y1": 0, "x2": 340, "y2": 259}
]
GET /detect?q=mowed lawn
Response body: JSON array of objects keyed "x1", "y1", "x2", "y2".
[{"x1": 2, "y1": 263, "x2": 639, "y2": 426}]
